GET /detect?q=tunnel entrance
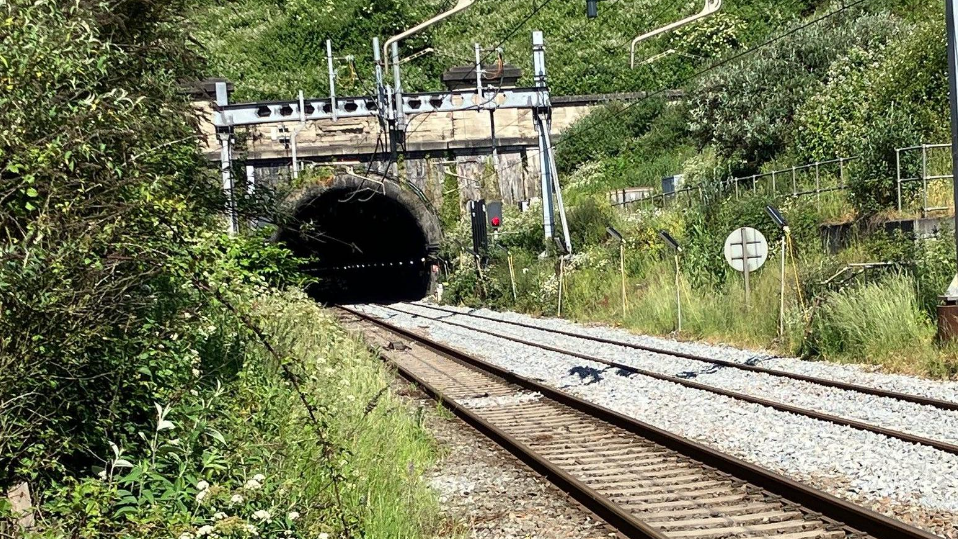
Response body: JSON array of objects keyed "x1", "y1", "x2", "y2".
[{"x1": 278, "y1": 177, "x2": 441, "y2": 304}]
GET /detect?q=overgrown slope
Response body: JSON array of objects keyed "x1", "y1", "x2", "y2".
[{"x1": 195, "y1": 0, "x2": 822, "y2": 100}]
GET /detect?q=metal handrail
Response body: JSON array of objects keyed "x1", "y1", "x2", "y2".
[{"x1": 895, "y1": 143, "x2": 955, "y2": 217}]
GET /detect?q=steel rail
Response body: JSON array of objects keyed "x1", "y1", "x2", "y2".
[
  {"x1": 404, "y1": 302, "x2": 958, "y2": 412},
  {"x1": 340, "y1": 306, "x2": 940, "y2": 539},
  {"x1": 378, "y1": 304, "x2": 958, "y2": 456},
  {"x1": 344, "y1": 318, "x2": 667, "y2": 538}
]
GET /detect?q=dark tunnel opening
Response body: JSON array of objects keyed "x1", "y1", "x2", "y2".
[{"x1": 278, "y1": 187, "x2": 434, "y2": 304}]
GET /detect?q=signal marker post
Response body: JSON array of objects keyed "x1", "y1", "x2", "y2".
[
  {"x1": 608, "y1": 227, "x2": 628, "y2": 314},
  {"x1": 659, "y1": 231, "x2": 682, "y2": 333},
  {"x1": 766, "y1": 206, "x2": 789, "y2": 338}
]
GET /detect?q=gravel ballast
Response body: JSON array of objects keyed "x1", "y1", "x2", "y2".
[
  {"x1": 354, "y1": 303, "x2": 958, "y2": 538},
  {"x1": 393, "y1": 302, "x2": 958, "y2": 447},
  {"x1": 413, "y1": 302, "x2": 958, "y2": 404}
]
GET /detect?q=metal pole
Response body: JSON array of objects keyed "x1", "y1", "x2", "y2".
[
  {"x1": 246, "y1": 165, "x2": 256, "y2": 195},
  {"x1": 543, "y1": 124, "x2": 573, "y2": 254},
  {"x1": 896, "y1": 148, "x2": 903, "y2": 212},
  {"x1": 674, "y1": 254, "x2": 682, "y2": 333},
  {"x1": 534, "y1": 114, "x2": 555, "y2": 241},
  {"x1": 532, "y1": 31, "x2": 557, "y2": 245},
  {"x1": 922, "y1": 144, "x2": 929, "y2": 218},
  {"x1": 779, "y1": 236, "x2": 786, "y2": 338},
  {"x1": 620, "y1": 242, "x2": 628, "y2": 314},
  {"x1": 290, "y1": 91, "x2": 305, "y2": 179},
  {"x1": 214, "y1": 81, "x2": 238, "y2": 235},
  {"x1": 792, "y1": 165, "x2": 797, "y2": 196},
  {"x1": 327, "y1": 40, "x2": 338, "y2": 121},
  {"x1": 392, "y1": 42, "x2": 405, "y2": 131},
  {"x1": 474, "y1": 43, "x2": 483, "y2": 94},
  {"x1": 815, "y1": 162, "x2": 820, "y2": 200},
  {"x1": 219, "y1": 132, "x2": 237, "y2": 235},
  {"x1": 741, "y1": 227, "x2": 751, "y2": 307},
  {"x1": 943, "y1": 0, "x2": 958, "y2": 297},
  {"x1": 508, "y1": 253, "x2": 518, "y2": 300},
  {"x1": 558, "y1": 256, "x2": 564, "y2": 317}
]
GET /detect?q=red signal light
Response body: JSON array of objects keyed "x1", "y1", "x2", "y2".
[{"x1": 491, "y1": 216, "x2": 501, "y2": 227}]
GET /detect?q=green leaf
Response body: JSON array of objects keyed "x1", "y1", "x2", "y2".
[{"x1": 25, "y1": 188, "x2": 38, "y2": 198}]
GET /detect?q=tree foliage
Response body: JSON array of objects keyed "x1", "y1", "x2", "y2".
[{"x1": 0, "y1": 0, "x2": 225, "y2": 484}]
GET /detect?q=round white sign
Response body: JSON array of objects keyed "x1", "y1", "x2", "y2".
[{"x1": 723, "y1": 227, "x2": 768, "y2": 273}]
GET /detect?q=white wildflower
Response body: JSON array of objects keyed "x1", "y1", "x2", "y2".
[
  {"x1": 213, "y1": 511, "x2": 226, "y2": 520},
  {"x1": 252, "y1": 473, "x2": 265, "y2": 482},
  {"x1": 192, "y1": 368, "x2": 201, "y2": 377},
  {"x1": 196, "y1": 489, "x2": 208, "y2": 503},
  {"x1": 287, "y1": 511, "x2": 300, "y2": 521},
  {"x1": 319, "y1": 533, "x2": 329, "y2": 539},
  {"x1": 229, "y1": 494, "x2": 244, "y2": 505},
  {"x1": 244, "y1": 478, "x2": 262, "y2": 490},
  {"x1": 245, "y1": 524, "x2": 258, "y2": 536},
  {"x1": 196, "y1": 480, "x2": 210, "y2": 491},
  {"x1": 190, "y1": 389, "x2": 199, "y2": 396},
  {"x1": 179, "y1": 533, "x2": 193, "y2": 539},
  {"x1": 196, "y1": 525, "x2": 214, "y2": 537},
  {"x1": 252, "y1": 509, "x2": 271, "y2": 522},
  {"x1": 97, "y1": 469, "x2": 107, "y2": 480}
]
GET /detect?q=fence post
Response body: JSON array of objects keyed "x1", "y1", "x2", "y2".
[
  {"x1": 896, "y1": 148, "x2": 903, "y2": 212},
  {"x1": 839, "y1": 158, "x2": 846, "y2": 189},
  {"x1": 922, "y1": 144, "x2": 929, "y2": 218},
  {"x1": 772, "y1": 170, "x2": 777, "y2": 195},
  {"x1": 815, "y1": 161, "x2": 820, "y2": 201},
  {"x1": 792, "y1": 165, "x2": 797, "y2": 196}
]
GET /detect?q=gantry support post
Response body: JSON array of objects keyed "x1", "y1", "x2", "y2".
[
  {"x1": 532, "y1": 31, "x2": 572, "y2": 253},
  {"x1": 215, "y1": 81, "x2": 238, "y2": 235}
]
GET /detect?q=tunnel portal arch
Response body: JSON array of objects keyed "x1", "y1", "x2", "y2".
[{"x1": 278, "y1": 173, "x2": 443, "y2": 304}]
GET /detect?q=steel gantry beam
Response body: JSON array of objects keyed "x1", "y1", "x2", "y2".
[
  {"x1": 211, "y1": 88, "x2": 550, "y2": 128},
  {"x1": 211, "y1": 30, "x2": 572, "y2": 254}
]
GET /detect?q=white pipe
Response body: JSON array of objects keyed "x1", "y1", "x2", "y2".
[
  {"x1": 326, "y1": 40, "x2": 338, "y2": 121},
  {"x1": 382, "y1": 0, "x2": 477, "y2": 72},
  {"x1": 630, "y1": 0, "x2": 721, "y2": 68},
  {"x1": 290, "y1": 91, "x2": 306, "y2": 178},
  {"x1": 475, "y1": 43, "x2": 483, "y2": 95}
]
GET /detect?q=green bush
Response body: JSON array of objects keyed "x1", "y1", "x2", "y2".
[
  {"x1": 794, "y1": 19, "x2": 947, "y2": 214},
  {"x1": 567, "y1": 199, "x2": 614, "y2": 248},
  {"x1": 26, "y1": 292, "x2": 443, "y2": 538},
  {"x1": 688, "y1": 11, "x2": 903, "y2": 166},
  {"x1": 0, "y1": 0, "x2": 219, "y2": 483}
]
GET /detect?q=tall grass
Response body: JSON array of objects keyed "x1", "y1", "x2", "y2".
[
  {"x1": 252, "y1": 292, "x2": 443, "y2": 537},
  {"x1": 808, "y1": 274, "x2": 937, "y2": 371},
  {"x1": 528, "y1": 259, "x2": 947, "y2": 375},
  {"x1": 561, "y1": 259, "x2": 794, "y2": 350}
]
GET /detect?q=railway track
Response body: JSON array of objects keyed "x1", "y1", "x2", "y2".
[
  {"x1": 398, "y1": 302, "x2": 958, "y2": 412},
  {"x1": 377, "y1": 302, "x2": 958, "y2": 456},
  {"x1": 339, "y1": 306, "x2": 940, "y2": 539}
]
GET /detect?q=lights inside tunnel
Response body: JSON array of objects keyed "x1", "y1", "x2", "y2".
[{"x1": 276, "y1": 183, "x2": 440, "y2": 304}]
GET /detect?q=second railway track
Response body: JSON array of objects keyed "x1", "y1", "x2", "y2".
[
  {"x1": 374, "y1": 302, "x2": 958, "y2": 456},
  {"x1": 339, "y1": 306, "x2": 940, "y2": 539}
]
